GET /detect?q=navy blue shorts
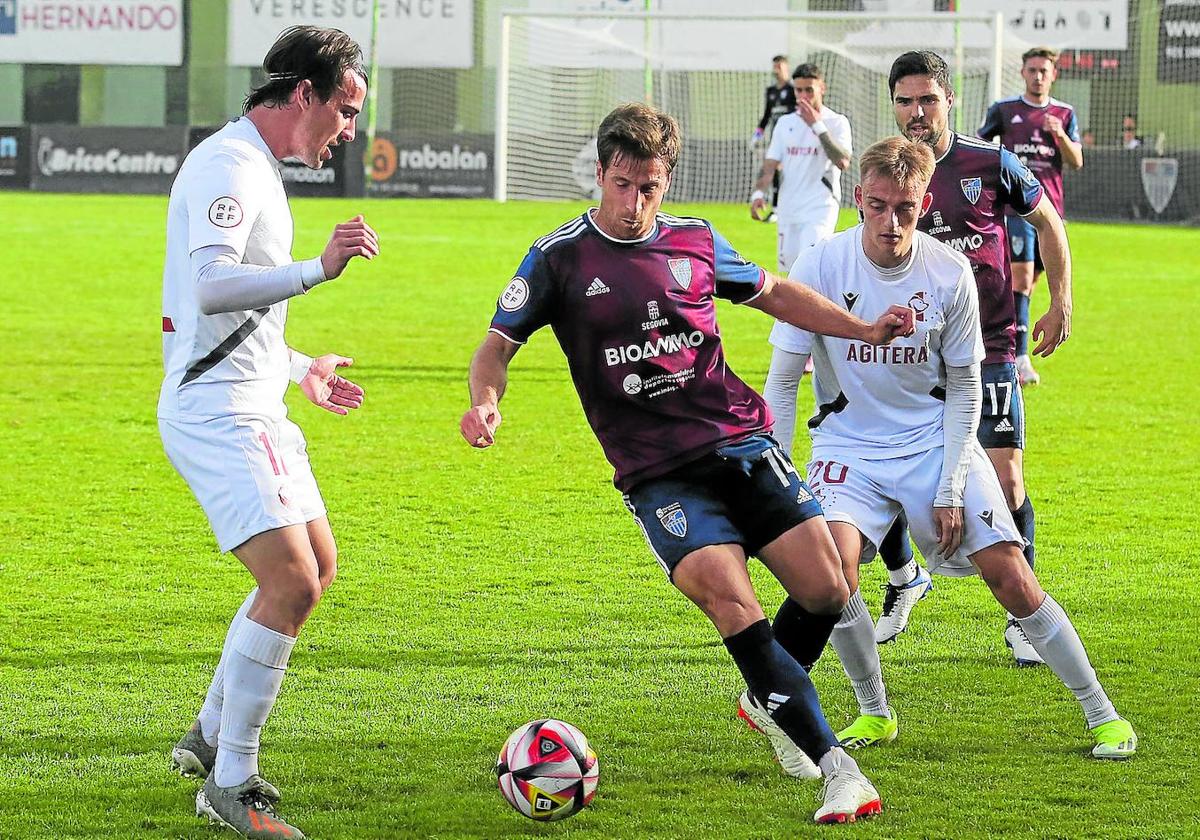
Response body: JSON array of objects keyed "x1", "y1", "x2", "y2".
[
  {"x1": 976, "y1": 363, "x2": 1025, "y2": 450},
  {"x1": 622, "y1": 435, "x2": 824, "y2": 578},
  {"x1": 1005, "y1": 213, "x2": 1043, "y2": 272}
]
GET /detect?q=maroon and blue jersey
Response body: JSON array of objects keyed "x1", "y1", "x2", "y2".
[
  {"x1": 920, "y1": 132, "x2": 1043, "y2": 364},
  {"x1": 979, "y1": 96, "x2": 1079, "y2": 217},
  {"x1": 489, "y1": 210, "x2": 771, "y2": 491}
]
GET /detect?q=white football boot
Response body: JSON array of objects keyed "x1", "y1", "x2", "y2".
[{"x1": 737, "y1": 691, "x2": 821, "y2": 779}]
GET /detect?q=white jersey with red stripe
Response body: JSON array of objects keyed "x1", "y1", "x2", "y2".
[
  {"x1": 787, "y1": 226, "x2": 984, "y2": 459},
  {"x1": 158, "y1": 118, "x2": 294, "y2": 422}
]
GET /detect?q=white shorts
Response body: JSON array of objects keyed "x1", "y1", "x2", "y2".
[
  {"x1": 771, "y1": 215, "x2": 837, "y2": 353},
  {"x1": 159, "y1": 414, "x2": 326, "y2": 552},
  {"x1": 806, "y1": 442, "x2": 1021, "y2": 577}
]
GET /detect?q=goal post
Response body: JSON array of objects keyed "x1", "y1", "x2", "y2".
[{"x1": 495, "y1": 9, "x2": 1010, "y2": 204}]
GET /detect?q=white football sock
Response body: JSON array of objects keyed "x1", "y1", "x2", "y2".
[
  {"x1": 761, "y1": 346, "x2": 807, "y2": 456},
  {"x1": 198, "y1": 588, "x2": 258, "y2": 746},
  {"x1": 887, "y1": 559, "x2": 918, "y2": 588},
  {"x1": 830, "y1": 589, "x2": 890, "y2": 718},
  {"x1": 818, "y1": 745, "x2": 861, "y2": 777},
  {"x1": 214, "y1": 618, "x2": 296, "y2": 788},
  {"x1": 1016, "y1": 595, "x2": 1119, "y2": 728}
]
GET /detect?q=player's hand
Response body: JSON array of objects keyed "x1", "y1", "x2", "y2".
[
  {"x1": 750, "y1": 196, "x2": 770, "y2": 221},
  {"x1": 864, "y1": 305, "x2": 916, "y2": 345},
  {"x1": 461, "y1": 402, "x2": 502, "y2": 448},
  {"x1": 1031, "y1": 303, "x2": 1071, "y2": 356},
  {"x1": 299, "y1": 354, "x2": 364, "y2": 416},
  {"x1": 796, "y1": 99, "x2": 819, "y2": 126},
  {"x1": 320, "y1": 215, "x2": 379, "y2": 280},
  {"x1": 933, "y1": 506, "x2": 963, "y2": 557},
  {"x1": 1043, "y1": 114, "x2": 1065, "y2": 138}
]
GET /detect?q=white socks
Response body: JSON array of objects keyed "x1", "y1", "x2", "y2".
[
  {"x1": 214, "y1": 618, "x2": 297, "y2": 788},
  {"x1": 198, "y1": 588, "x2": 258, "y2": 746},
  {"x1": 762, "y1": 346, "x2": 807, "y2": 456},
  {"x1": 818, "y1": 745, "x2": 862, "y2": 778},
  {"x1": 1016, "y1": 595, "x2": 1118, "y2": 728},
  {"x1": 888, "y1": 559, "x2": 918, "y2": 588},
  {"x1": 831, "y1": 590, "x2": 890, "y2": 718}
]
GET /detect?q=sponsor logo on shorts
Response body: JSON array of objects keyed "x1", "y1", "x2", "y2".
[
  {"x1": 657, "y1": 502, "x2": 687, "y2": 538},
  {"x1": 499, "y1": 277, "x2": 529, "y2": 312},
  {"x1": 978, "y1": 509, "x2": 994, "y2": 528},
  {"x1": 1011, "y1": 236, "x2": 1025, "y2": 257},
  {"x1": 796, "y1": 486, "x2": 814, "y2": 504},
  {"x1": 994, "y1": 418, "x2": 1014, "y2": 433},
  {"x1": 208, "y1": 196, "x2": 243, "y2": 228}
]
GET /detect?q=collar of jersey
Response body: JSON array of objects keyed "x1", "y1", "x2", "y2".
[
  {"x1": 1019, "y1": 95, "x2": 1050, "y2": 110},
  {"x1": 857, "y1": 224, "x2": 918, "y2": 280},
  {"x1": 231, "y1": 116, "x2": 279, "y2": 164},
  {"x1": 934, "y1": 131, "x2": 957, "y2": 164},
  {"x1": 586, "y1": 208, "x2": 659, "y2": 245}
]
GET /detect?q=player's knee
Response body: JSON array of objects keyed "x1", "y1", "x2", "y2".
[
  {"x1": 278, "y1": 572, "x2": 325, "y2": 621},
  {"x1": 981, "y1": 548, "x2": 1042, "y2": 614},
  {"x1": 694, "y1": 591, "x2": 761, "y2": 636}
]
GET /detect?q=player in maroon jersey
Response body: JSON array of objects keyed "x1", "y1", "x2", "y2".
[
  {"x1": 461, "y1": 102, "x2": 917, "y2": 823},
  {"x1": 979, "y1": 46, "x2": 1083, "y2": 386}
]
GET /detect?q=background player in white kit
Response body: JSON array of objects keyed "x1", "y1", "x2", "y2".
[
  {"x1": 158, "y1": 26, "x2": 379, "y2": 839},
  {"x1": 748, "y1": 62, "x2": 852, "y2": 455},
  {"x1": 772, "y1": 136, "x2": 1136, "y2": 761}
]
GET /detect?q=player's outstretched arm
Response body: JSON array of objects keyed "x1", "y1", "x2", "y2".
[
  {"x1": 1025, "y1": 197, "x2": 1073, "y2": 356},
  {"x1": 747, "y1": 273, "x2": 915, "y2": 344},
  {"x1": 461, "y1": 332, "x2": 519, "y2": 448},
  {"x1": 320, "y1": 215, "x2": 380, "y2": 281},
  {"x1": 292, "y1": 352, "x2": 364, "y2": 416},
  {"x1": 750, "y1": 159, "x2": 779, "y2": 221}
]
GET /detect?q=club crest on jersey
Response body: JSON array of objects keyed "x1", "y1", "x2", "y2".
[
  {"x1": 907, "y1": 290, "x2": 930, "y2": 322},
  {"x1": 667, "y1": 258, "x2": 693, "y2": 290},
  {"x1": 656, "y1": 502, "x2": 687, "y2": 538},
  {"x1": 960, "y1": 177, "x2": 982, "y2": 204}
]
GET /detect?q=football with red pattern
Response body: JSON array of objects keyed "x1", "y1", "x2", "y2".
[{"x1": 496, "y1": 718, "x2": 599, "y2": 821}]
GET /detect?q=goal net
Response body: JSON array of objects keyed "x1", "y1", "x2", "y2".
[{"x1": 495, "y1": 10, "x2": 1018, "y2": 204}]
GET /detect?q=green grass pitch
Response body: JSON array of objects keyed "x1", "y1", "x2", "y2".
[{"x1": 1, "y1": 191, "x2": 1198, "y2": 839}]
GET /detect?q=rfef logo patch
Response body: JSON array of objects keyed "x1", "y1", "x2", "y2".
[
  {"x1": 499, "y1": 276, "x2": 529, "y2": 312},
  {"x1": 207, "y1": 196, "x2": 243, "y2": 228}
]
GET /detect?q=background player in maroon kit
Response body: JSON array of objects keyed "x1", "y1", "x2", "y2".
[
  {"x1": 460, "y1": 102, "x2": 915, "y2": 824},
  {"x1": 979, "y1": 46, "x2": 1083, "y2": 386},
  {"x1": 863, "y1": 52, "x2": 1074, "y2": 685}
]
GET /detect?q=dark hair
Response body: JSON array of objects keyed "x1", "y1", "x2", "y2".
[
  {"x1": 1022, "y1": 46, "x2": 1059, "y2": 65},
  {"x1": 772, "y1": 55, "x2": 788, "y2": 64},
  {"x1": 888, "y1": 50, "x2": 953, "y2": 97},
  {"x1": 596, "y1": 103, "x2": 682, "y2": 173},
  {"x1": 243, "y1": 26, "x2": 367, "y2": 113},
  {"x1": 792, "y1": 63, "x2": 823, "y2": 81}
]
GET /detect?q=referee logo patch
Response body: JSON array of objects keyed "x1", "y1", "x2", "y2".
[
  {"x1": 499, "y1": 277, "x2": 529, "y2": 312},
  {"x1": 208, "y1": 196, "x2": 243, "y2": 228}
]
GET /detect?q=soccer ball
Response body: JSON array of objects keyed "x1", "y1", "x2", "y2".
[{"x1": 496, "y1": 718, "x2": 599, "y2": 821}]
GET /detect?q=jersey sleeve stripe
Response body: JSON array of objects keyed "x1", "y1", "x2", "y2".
[
  {"x1": 534, "y1": 217, "x2": 587, "y2": 250},
  {"x1": 487, "y1": 326, "x2": 526, "y2": 346}
]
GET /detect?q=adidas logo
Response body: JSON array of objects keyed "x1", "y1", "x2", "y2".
[
  {"x1": 766, "y1": 692, "x2": 790, "y2": 713},
  {"x1": 585, "y1": 277, "x2": 610, "y2": 297},
  {"x1": 796, "y1": 487, "x2": 813, "y2": 504},
  {"x1": 994, "y1": 418, "x2": 1014, "y2": 433},
  {"x1": 1012, "y1": 114, "x2": 1023, "y2": 123},
  {"x1": 978, "y1": 509, "x2": 994, "y2": 528}
]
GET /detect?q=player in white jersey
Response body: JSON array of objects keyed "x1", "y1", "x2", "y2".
[
  {"x1": 748, "y1": 62, "x2": 853, "y2": 456},
  {"x1": 158, "y1": 26, "x2": 379, "y2": 839},
  {"x1": 769, "y1": 137, "x2": 1136, "y2": 761}
]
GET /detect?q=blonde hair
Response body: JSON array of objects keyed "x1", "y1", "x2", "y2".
[
  {"x1": 596, "y1": 103, "x2": 682, "y2": 173},
  {"x1": 858, "y1": 136, "x2": 936, "y2": 190}
]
